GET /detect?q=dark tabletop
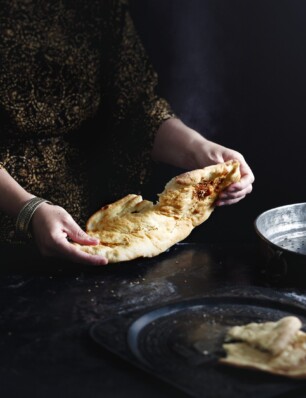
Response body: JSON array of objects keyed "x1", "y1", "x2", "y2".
[{"x1": 1, "y1": 241, "x2": 306, "y2": 398}]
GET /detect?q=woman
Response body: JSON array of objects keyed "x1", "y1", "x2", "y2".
[{"x1": 0, "y1": 0, "x2": 254, "y2": 265}]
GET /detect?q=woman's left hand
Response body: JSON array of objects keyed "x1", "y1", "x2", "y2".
[
  {"x1": 215, "y1": 158, "x2": 254, "y2": 206},
  {"x1": 153, "y1": 118, "x2": 254, "y2": 206},
  {"x1": 194, "y1": 139, "x2": 255, "y2": 206}
]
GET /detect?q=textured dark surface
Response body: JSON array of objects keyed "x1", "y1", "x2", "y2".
[
  {"x1": 1, "y1": 242, "x2": 306, "y2": 398},
  {"x1": 94, "y1": 294, "x2": 306, "y2": 398}
]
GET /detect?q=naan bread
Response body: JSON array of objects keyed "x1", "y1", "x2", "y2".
[
  {"x1": 78, "y1": 160, "x2": 240, "y2": 263},
  {"x1": 225, "y1": 316, "x2": 302, "y2": 356},
  {"x1": 220, "y1": 316, "x2": 306, "y2": 378}
]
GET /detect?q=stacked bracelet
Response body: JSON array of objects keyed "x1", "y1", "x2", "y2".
[{"x1": 16, "y1": 197, "x2": 53, "y2": 237}]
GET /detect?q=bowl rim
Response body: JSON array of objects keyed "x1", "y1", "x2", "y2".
[{"x1": 254, "y1": 202, "x2": 306, "y2": 258}]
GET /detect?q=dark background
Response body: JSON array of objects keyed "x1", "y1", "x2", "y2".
[{"x1": 130, "y1": 0, "x2": 306, "y2": 244}]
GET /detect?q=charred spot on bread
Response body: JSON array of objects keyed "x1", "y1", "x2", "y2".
[{"x1": 194, "y1": 181, "x2": 213, "y2": 199}]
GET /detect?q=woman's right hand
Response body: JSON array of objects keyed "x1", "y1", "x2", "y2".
[{"x1": 31, "y1": 203, "x2": 108, "y2": 265}]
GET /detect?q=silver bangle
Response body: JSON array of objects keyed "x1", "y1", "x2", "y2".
[{"x1": 16, "y1": 197, "x2": 53, "y2": 237}]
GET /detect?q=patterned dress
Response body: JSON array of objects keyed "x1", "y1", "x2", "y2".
[{"x1": 0, "y1": 0, "x2": 174, "y2": 242}]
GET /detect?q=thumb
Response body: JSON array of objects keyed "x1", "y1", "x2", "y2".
[{"x1": 67, "y1": 222, "x2": 100, "y2": 245}]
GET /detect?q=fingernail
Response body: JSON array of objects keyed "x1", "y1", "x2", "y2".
[{"x1": 98, "y1": 259, "x2": 108, "y2": 265}]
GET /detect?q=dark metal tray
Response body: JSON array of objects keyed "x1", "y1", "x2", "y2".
[{"x1": 90, "y1": 287, "x2": 306, "y2": 398}]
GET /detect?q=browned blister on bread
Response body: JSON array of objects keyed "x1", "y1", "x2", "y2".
[{"x1": 76, "y1": 160, "x2": 240, "y2": 263}]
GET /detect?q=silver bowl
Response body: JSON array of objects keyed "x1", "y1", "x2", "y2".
[{"x1": 254, "y1": 203, "x2": 306, "y2": 281}]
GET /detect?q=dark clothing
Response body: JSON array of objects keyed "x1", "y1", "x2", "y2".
[{"x1": 0, "y1": 0, "x2": 173, "y2": 242}]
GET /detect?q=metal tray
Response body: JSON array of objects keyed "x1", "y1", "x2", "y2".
[{"x1": 90, "y1": 287, "x2": 306, "y2": 398}]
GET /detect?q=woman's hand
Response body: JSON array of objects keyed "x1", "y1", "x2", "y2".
[
  {"x1": 194, "y1": 139, "x2": 255, "y2": 206},
  {"x1": 153, "y1": 118, "x2": 254, "y2": 206},
  {"x1": 31, "y1": 203, "x2": 108, "y2": 265},
  {"x1": 196, "y1": 140, "x2": 255, "y2": 206}
]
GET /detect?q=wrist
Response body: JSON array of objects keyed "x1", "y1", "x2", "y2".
[
  {"x1": 2, "y1": 192, "x2": 36, "y2": 219},
  {"x1": 10, "y1": 193, "x2": 36, "y2": 219},
  {"x1": 153, "y1": 118, "x2": 208, "y2": 169},
  {"x1": 188, "y1": 135, "x2": 210, "y2": 169},
  {"x1": 0, "y1": 167, "x2": 36, "y2": 217},
  {"x1": 15, "y1": 197, "x2": 53, "y2": 237}
]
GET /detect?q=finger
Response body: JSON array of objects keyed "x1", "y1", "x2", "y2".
[
  {"x1": 239, "y1": 160, "x2": 255, "y2": 183},
  {"x1": 215, "y1": 195, "x2": 246, "y2": 206},
  {"x1": 227, "y1": 178, "x2": 253, "y2": 193},
  {"x1": 66, "y1": 222, "x2": 100, "y2": 245},
  {"x1": 219, "y1": 184, "x2": 253, "y2": 200},
  {"x1": 54, "y1": 239, "x2": 108, "y2": 265},
  {"x1": 240, "y1": 159, "x2": 255, "y2": 179},
  {"x1": 230, "y1": 164, "x2": 254, "y2": 187}
]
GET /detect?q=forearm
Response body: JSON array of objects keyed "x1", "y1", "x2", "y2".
[
  {"x1": 152, "y1": 118, "x2": 254, "y2": 206},
  {"x1": 152, "y1": 117, "x2": 243, "y2": 170},
  {"x1": 0, "y1": 168, "x2": 34, "y2": 217},
  {"x1": 152, "y1": 118, "x2": 208, "y2": 169}
]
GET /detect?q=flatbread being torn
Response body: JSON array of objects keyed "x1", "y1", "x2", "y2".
[
  {"x1": 77, "y1": 160, "x2": 240, "y2": 263},
  {"x1": 220, "y1": 316, "x2": 306, "y2": 378}
]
